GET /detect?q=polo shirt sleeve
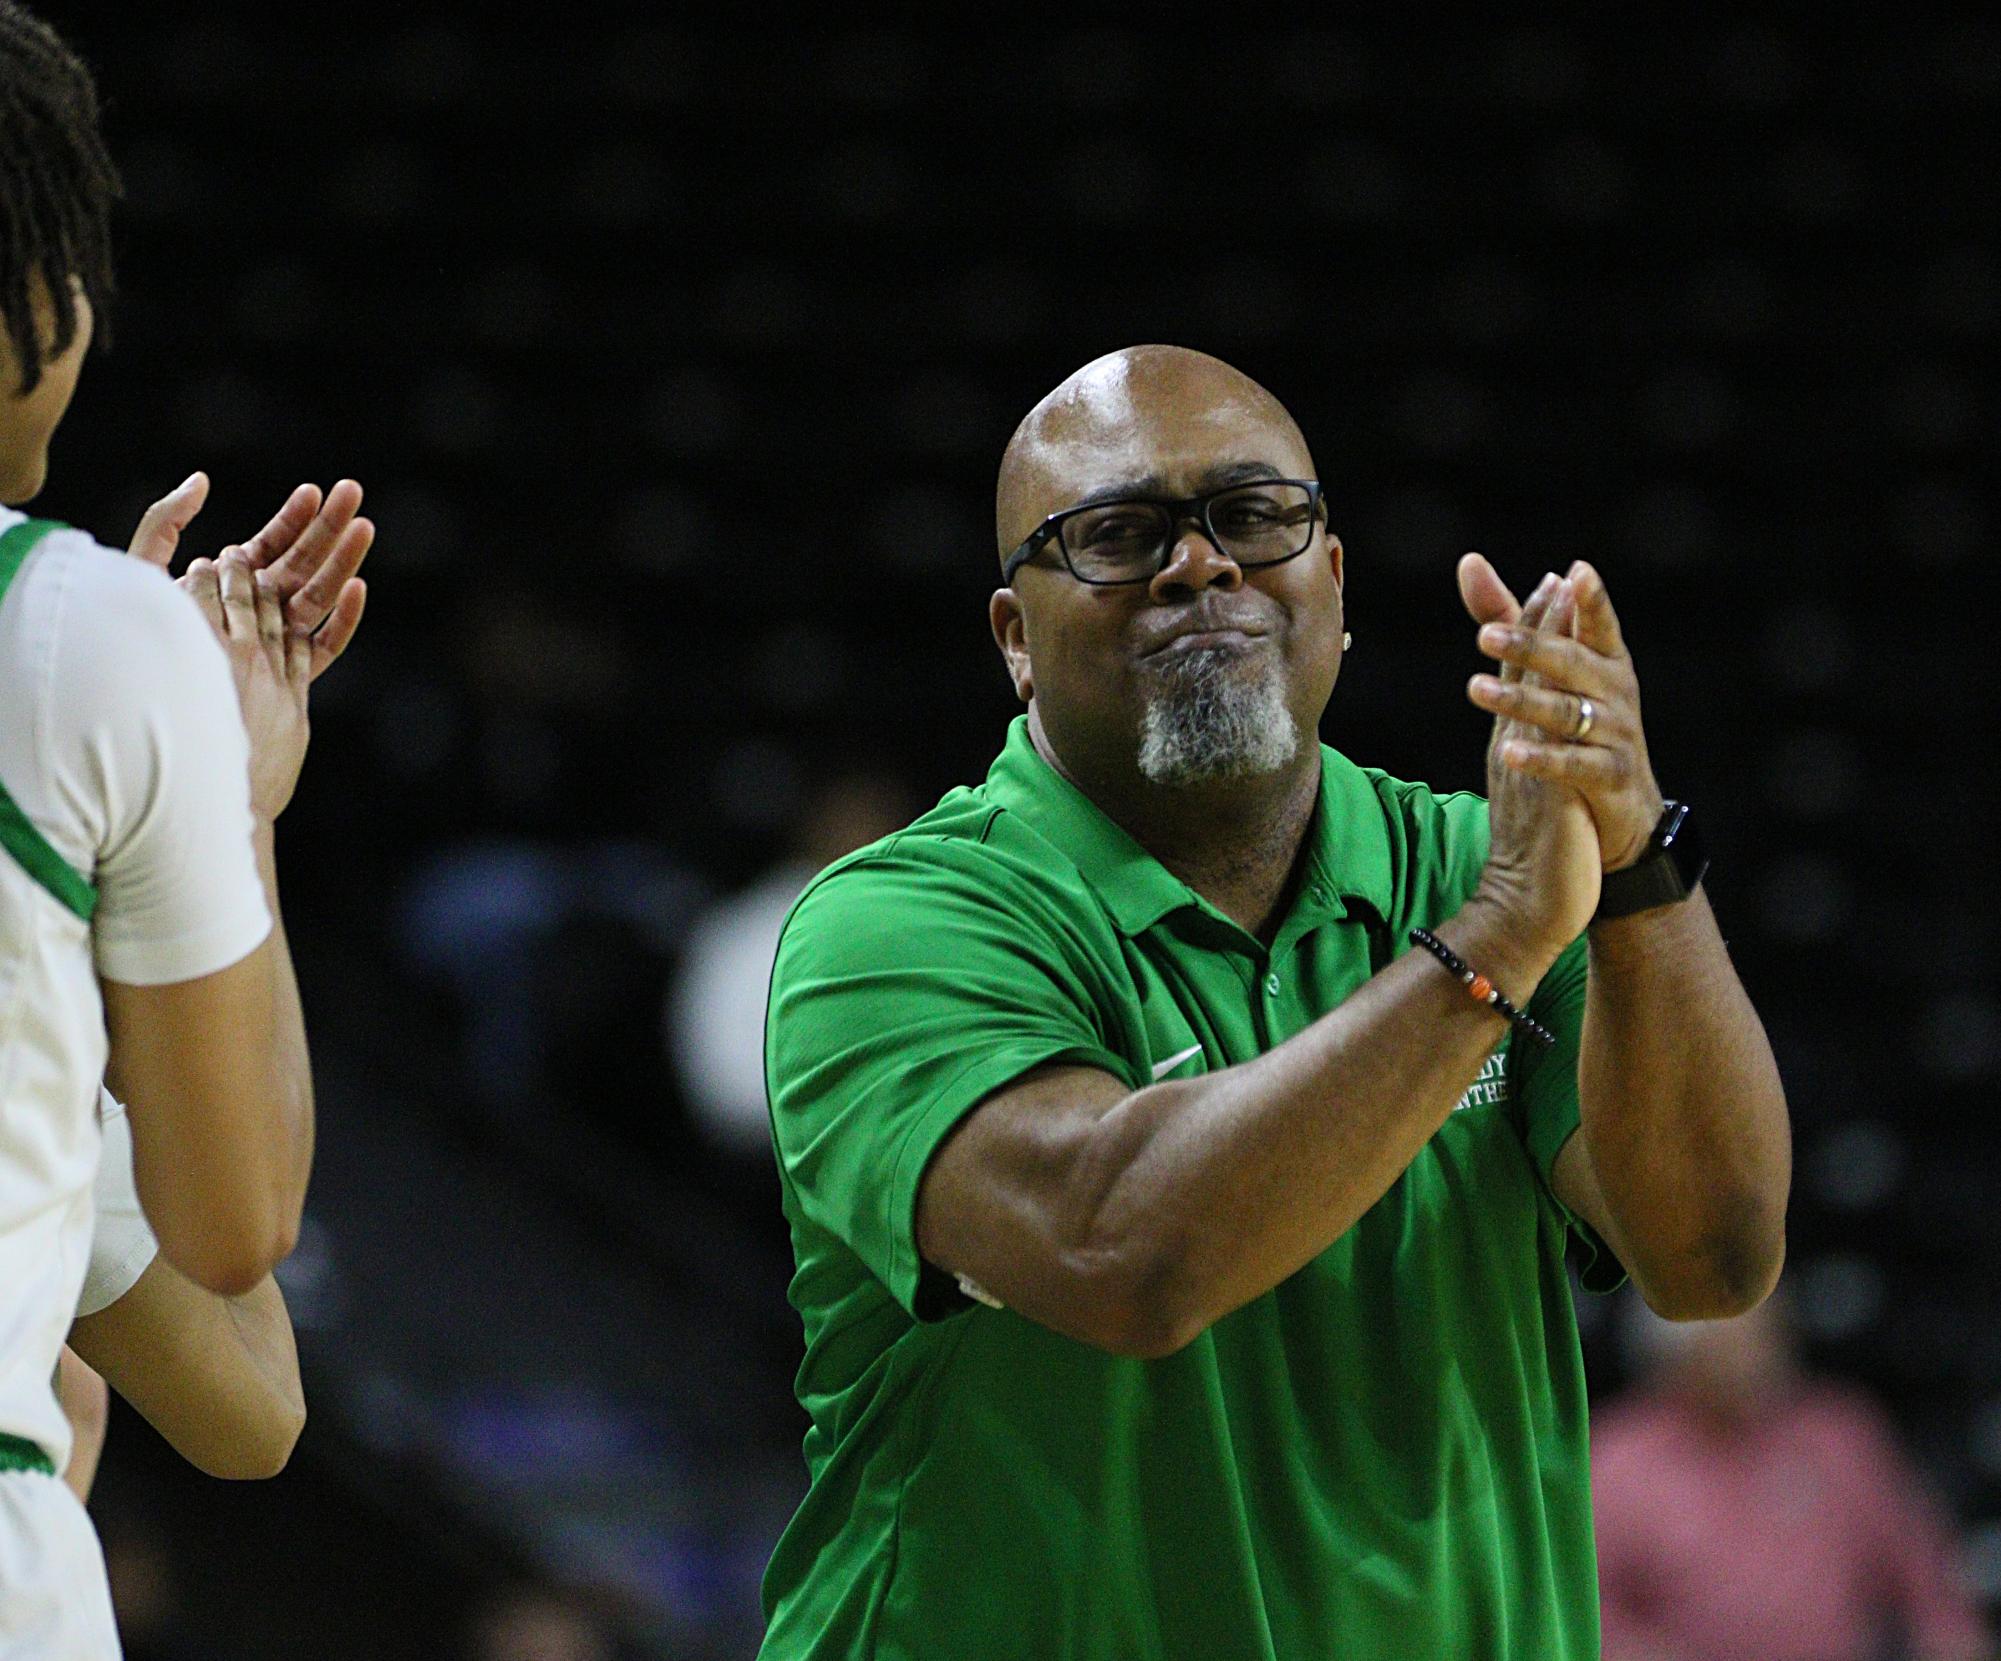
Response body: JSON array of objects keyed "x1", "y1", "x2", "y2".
[
  {"x1": 1514, "y1": 933, "x2": 1626, "y2": 1294},
  {"x1": 766, "y1": 839, "x2": 1131, "y2": 1321}
]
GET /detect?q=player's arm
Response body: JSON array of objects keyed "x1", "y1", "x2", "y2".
[
  {"x1": 100, "y1": 482, "x2": 370, "y2": 1295},
  {"x1": 1464, "y1": 558, "x2": 1790, "y2": 1319},
  {"x1": 71, "y1": 1087, "x2": 305, "y2": 1481},
  {"x1": 916, "y1": 583, "x2": 1594, "y2": 1359},
  {"x1": 99, "y1": 559, "x2": 315, "y2": 1295},
  {"x1": 69, "y1": 1260, "x2": 304, "y2": 1481},
  {"x1": 56, "y1": 1347, "x2": 110, "y2": 1505}
]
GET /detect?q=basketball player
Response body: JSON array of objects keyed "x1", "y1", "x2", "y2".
[
  {"x1": 50, "y1": 471, "x2": 378, "y2": 1506},
  {"x1": 1, "y1": 4, "x2": 363, "y2": 1648}
]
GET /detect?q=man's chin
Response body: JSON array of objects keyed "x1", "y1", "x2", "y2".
[{"x1": 1137, "y1": 677, "x2": 1300, "y2": 786}]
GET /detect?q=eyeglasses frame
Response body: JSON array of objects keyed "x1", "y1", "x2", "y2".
[{"x1": 1001, "y1": 478, "x2": 1326, "y2": 588}]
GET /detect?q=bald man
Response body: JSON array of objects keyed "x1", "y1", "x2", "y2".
[{"x1": 758, "y1": 346, "x2": 1790, "y2": 1659}]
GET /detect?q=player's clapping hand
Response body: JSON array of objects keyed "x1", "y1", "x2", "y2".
[
  {"x1": 1461, "y1": 556, "x2": 1667, "y2": 875},
  {"x1": 179, "y1": 552, "x2": 312, "y2": 823},
  {"x1": 127, "y1": 471, "x2": 371, "y2": 682}
]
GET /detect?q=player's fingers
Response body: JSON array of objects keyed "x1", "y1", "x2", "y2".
[
  {"x1": 264, "y1": 479, "x2": 362, "y2": 598},
  {"x1": 217, "y1": 550, "x2": 259, "y2": 641},
  {"x1": 287, "y1": 515, "x2": 373, "y2": 633},
  {"x1": 177, "y1": 557, "x2": 224, "y2": 633},
  {"x1": 236, "y1": 483, "x2": 322, "y2": 573},
  {"x1": 252, "y1": 565, "x2": 288, "y2": 647},
  {"x1": 309, "y1": 578, "x2": 367, "y2": 679},
  {"x1": 127, "y1": 471, "x2": 210, "y2": 571},
  {"x1": 286, "y1": 620, "x2": 313, "y2": 686}
]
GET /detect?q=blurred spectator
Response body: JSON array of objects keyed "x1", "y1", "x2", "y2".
[
  {"x1": 399, "y1": 838, "x2": 704, "y2": 1117},
  {"x1": 667, "y1": 773, "x2": 914, "y2": 1155},
  {"x1": 1594, "y1": 1292, "x2": 1994, "y2": 1661},
  {"x1": 466, "y1": 1584, "x2": 616, "y2": 1661}
]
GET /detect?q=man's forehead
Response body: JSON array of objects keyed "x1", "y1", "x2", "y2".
[
  {"x1": 997, "y1": 345, "x2": 1314, "y2": 547},
  {"x1": 1022, "y1": 415, "x2": 1310, "y2": 518}
]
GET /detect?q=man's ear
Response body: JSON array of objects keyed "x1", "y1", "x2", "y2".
[
  {"x1": 989, "y1": 588, "x2": 1034, "y2": 704},
  {"x1": 1327, "y1": 533, "x2": 1345, "y2": 595}
]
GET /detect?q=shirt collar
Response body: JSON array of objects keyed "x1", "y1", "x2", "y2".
[{"x1": 985, "y1": 716, "x2": 1395, "y2": 939}]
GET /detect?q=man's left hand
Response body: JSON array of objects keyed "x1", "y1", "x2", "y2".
[{"x1": 1463, "y1": 558, "x2": 1667, "y2": 872}]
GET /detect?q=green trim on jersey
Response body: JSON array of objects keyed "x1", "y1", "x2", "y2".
[
  {"x1": 0, "y1": 1430, "x2": 55, "y2": 1477},
  {"x1": 760, "y1": 716, "x2": 1621, "y2": 1661},
  {"x1": 0, "y1": 518, "x2": 98, "y2": 923}
]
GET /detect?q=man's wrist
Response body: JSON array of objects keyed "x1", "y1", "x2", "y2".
[
  {"x1": 1437, "y1": 894, "x2": 1566, "y2": 1011},
  {"x1": 1587, "y1": 882, "x2": 1710, "y2": 966},
  {"x1": 1602, "y1": 787, "x2": 1669, "y2": 873}
]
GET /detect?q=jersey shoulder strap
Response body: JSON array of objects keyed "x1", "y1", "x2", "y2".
[{"x1": 0, "y1": 517, "x2": 99, "y2": 921}]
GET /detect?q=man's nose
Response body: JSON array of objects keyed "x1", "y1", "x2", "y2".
[{"x1": 1149, "y1": 523, "x2": 1243, "y2": 602}]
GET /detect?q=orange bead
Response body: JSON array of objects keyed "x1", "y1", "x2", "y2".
[{"x1": 1468, "y1": 974, "x2": 1493, "y2": 1003}]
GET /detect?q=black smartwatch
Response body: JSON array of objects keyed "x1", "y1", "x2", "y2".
[{"x1": 1593, "y1": 801, "x2": 1709, "y2": 922}]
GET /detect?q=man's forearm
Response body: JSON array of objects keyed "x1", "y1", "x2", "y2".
[
  {"x1": 1580, "y1": 890, "x2": 1790, "y2": 1316},
  {"x1": 251, "y1": 820, "x2": 314, "y2": 1207},
  {"x1": 1082, "y1": 898, "x2": 1561, "y2": 1344}
]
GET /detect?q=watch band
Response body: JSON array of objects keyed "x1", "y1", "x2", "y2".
[{"x1": 1593, "y1": 801, "x2": 1709, "y2": 922}]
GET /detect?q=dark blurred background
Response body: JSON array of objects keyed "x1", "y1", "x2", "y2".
[{"x1": 24, "y1": 8, "x2": 1999, "y2": 1657}]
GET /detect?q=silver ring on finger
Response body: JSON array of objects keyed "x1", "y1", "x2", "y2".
[{"x1": 1571, "y1": 696, "x2": 1596, "y2": 741}]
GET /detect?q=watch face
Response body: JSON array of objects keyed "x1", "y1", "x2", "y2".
[
  {"x1": 1594, "y1": 802, "x2": 1707, "y2": 920},
  {"x1": 1665, "y1": 804, "x2": 1709, "y2": 891}
]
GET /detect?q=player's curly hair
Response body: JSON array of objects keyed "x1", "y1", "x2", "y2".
[{"x1": 0, "y1": 0, "x2": 118, "y2": 394}]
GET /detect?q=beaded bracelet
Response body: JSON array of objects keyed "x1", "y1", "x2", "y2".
[{"x1": 1408, "y1": 927, "x2": 1556, "y2": 1048}]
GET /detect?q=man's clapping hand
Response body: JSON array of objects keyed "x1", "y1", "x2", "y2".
[
  {"x1": 1460, "y1": 555, "x2": 1668, "y2": 878},
  {"x1": 127, "y1": 471, "x2": 371, "y2": 682},
  {"x1": 1458, "y1": 560, "x2": 1604, "y2": 952}
]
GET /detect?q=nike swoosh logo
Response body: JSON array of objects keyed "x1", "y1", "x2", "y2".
[{"x1": 1151, "y1": 1043, "x2": 1204, "y2": 1080}]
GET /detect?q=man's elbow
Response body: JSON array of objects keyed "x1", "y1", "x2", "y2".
[{"x1": 1066, "y1": 1233, "x2": 1212, "y2": 1361}]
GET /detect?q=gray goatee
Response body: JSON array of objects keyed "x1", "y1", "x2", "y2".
[{"x1": 1136, "y1": 644, "x2": 1299, "y2": 786}]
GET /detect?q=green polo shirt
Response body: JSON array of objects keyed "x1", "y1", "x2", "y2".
[{"x1": 760, "y1": 716, "x2": 1618, "y2": 1661}]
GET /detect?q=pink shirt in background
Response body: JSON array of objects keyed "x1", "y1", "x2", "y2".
[{"x1": 1593, "y1": 1384, "x2": 1993, "y2": 1661}]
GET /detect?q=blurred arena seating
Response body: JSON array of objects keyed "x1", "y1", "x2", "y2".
[{"x1": 27, "y1": 8, "x2": 1998, "y2": 1655}]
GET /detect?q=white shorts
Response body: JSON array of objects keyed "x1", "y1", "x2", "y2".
[{"x1": 0, "y1": 1471, "x2": 120, "y2": 1659}]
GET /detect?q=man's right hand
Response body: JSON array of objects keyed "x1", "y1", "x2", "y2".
[{"x1": 1458, "y1": 559, "x2": 1602, "y2": 960}]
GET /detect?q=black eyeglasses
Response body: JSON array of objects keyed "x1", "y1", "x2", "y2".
[{"x1": 1002, "y1": 479, "x2": 1324, "y2": 588}]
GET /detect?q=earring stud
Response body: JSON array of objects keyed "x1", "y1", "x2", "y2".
[{"x1": 1342, "y1": 631, "x2": 1353, "y2": 651}]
